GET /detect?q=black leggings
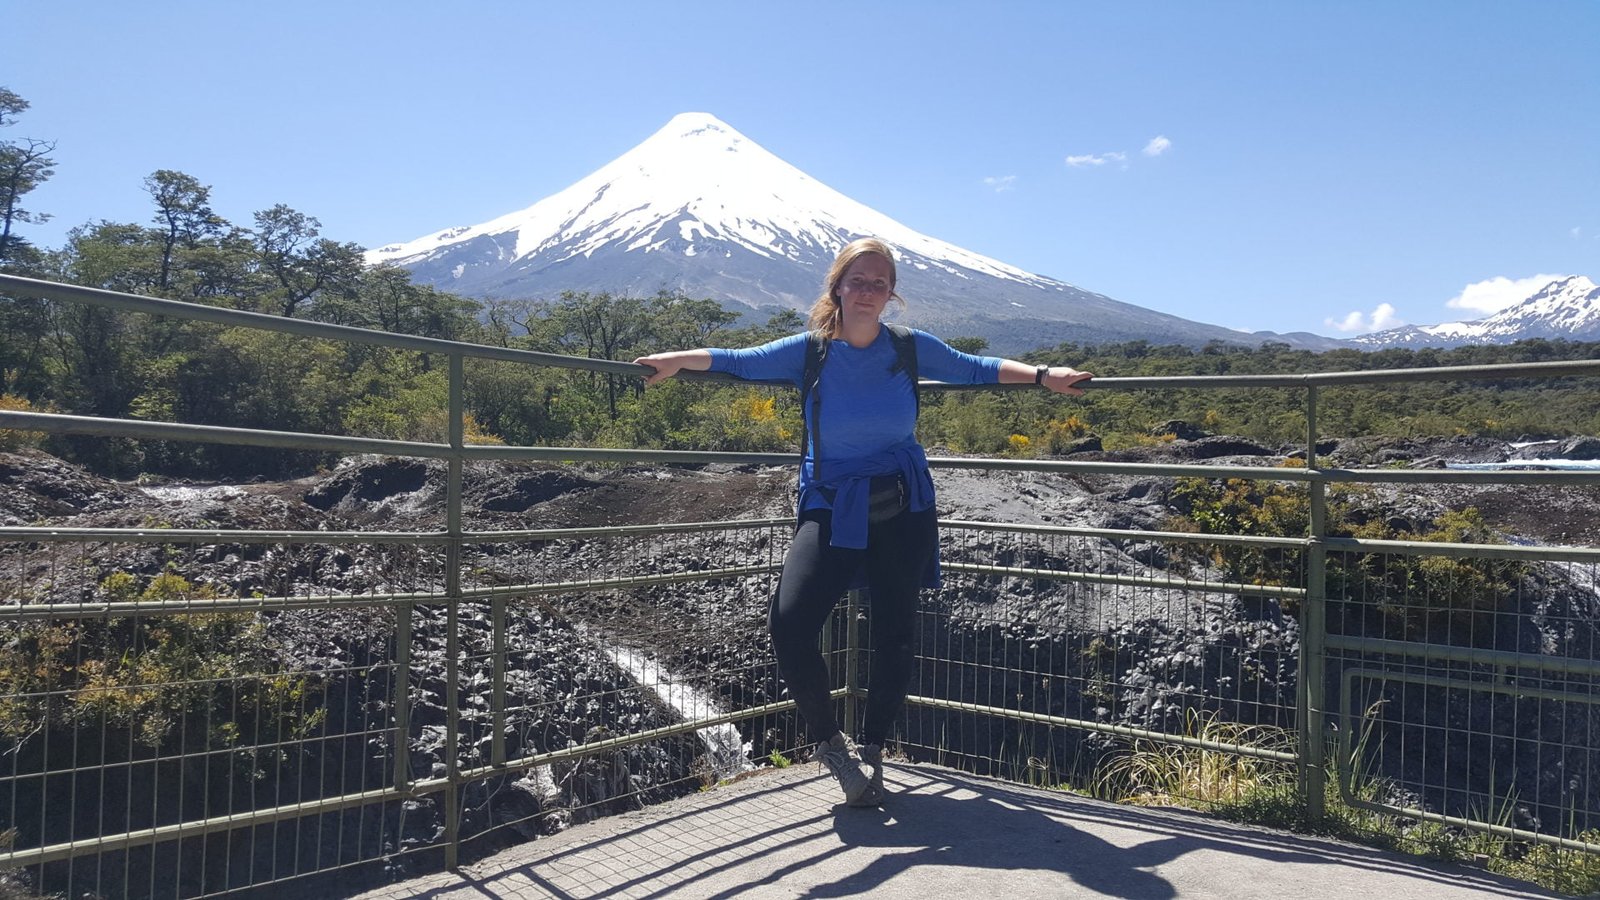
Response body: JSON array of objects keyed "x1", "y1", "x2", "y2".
[{"x1": 769, "y1": 504, "x2": 937, "y2": 746}]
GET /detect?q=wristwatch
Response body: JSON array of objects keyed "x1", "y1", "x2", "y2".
[{"x1": 1034, "y1": 365, "x2": 1050, "y2": 385}]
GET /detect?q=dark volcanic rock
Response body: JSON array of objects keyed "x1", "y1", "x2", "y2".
[
  {"x1": 1153, "y1": 420, "x2": 1210, "y2": 441},
  {"x1": 0, "y1": 449, "x2": 136, "y2": 523},
  {"x1": 1332, "y1": 434, "x2": 1510, "y2": 466},
  {"x1": 1175, "y1": 436, "x2": 1273, "y2": 459},
  {"x1": 1060, "y1": 435, "x2": 1103, "y2": 454},
  {"x1": 474, "y1": 469, "x2": 604, "y2": 512},
  {"x1": 1559, "y1": 435, "x2": 1600, "y2": 460},
  {"x1": 304, "y1": 455, "x2": 436, "y2": 511}
]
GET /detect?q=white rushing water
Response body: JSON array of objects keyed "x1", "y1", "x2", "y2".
[
  {"x1": 1448, "y1": 459, "x2": 1600, "y2": 471},
  {"x1": 137, "y1": 484, "x2": 247, "y2": 502},
  {"x1": 605, "y1": 646, "x2": 754, "y2": 782}
]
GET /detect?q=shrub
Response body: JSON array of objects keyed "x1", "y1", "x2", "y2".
[
  {"x1": 0, "y1": 394, "x2": 49, "y2": 451},
  {"x1": 0, "y1": 567, "x2": 322, "y2": 750}
]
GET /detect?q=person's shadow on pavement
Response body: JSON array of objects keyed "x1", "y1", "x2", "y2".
[{"x1": 818, "y1": 784, "x2": 1187, "y2": 899}]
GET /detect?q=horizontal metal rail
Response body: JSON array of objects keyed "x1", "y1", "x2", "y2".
[
  {"x1": 0, "y1": 591, "x2": 436, "y2": 620},
  {"x1": 942, "y1": 519, "x2": 1310, "y2": 549},
  {"x1": 454, "y1": 691, "x2": 836, "y2": 783},
  {"x1": 0, "y1": 519, "x2": 792, "y2": 545},
  {"x1": 15, "y1": 523, "x2": 1591, "y2": 562},
  {"x1": 944, "y1": 561, "x2": 1306, "y2": 599},
  {"x1": 1325, "y1": 634, "x2": 1600, "y2": 678},
  {"x1": 1314, "y1": 466, "x2": 1600, "y2": 486},
  {"x1": 14, "y1": 408, "x2": 1600, "y2": 491},
  {"x1": 0, "y1": 409, "x2": 791, "y2": 466},
  {"x1": 903, "y1": 693, "x2": 1298, "y2": 763},
  {"x1": 455, "y1": 565, "x2": 783, "y2": 601},
  {"x1": 0, "y1": 784, "x2": 427, "y2": 869},
  {"x1": 0, "y1": 564, "x2": 783, "y2": 621},
  {"x1": 926, "y1": 454, "x2": 1315, "y2": 480},
  {"x1": 0, "y1": 526, "x2": 446, "y2": 545},
  {"x1": 926, "y1": 360, "x2": 1600, "y2": 390},
  {"x1": 1323, "y1": 535, "x2": 1600, "y2": 563},
  {"x1": 461, "y1": 518, "x2": 793, "y2": 541}
]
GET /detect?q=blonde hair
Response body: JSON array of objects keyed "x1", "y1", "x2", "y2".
[{"x1": 806, "y1": 237, "x2": 903, "y2": 340}]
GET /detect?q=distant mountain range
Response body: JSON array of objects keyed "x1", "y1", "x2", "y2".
[
  {"x1": 366, "y1": 113, "x2": 1343, "y2": 355},
  {"x1": 366, "y1": 113, "x2": 1593, "y2": 357},
  {"x1": 1350, "y1": 276, "x2": 1600, "y2": 348}
]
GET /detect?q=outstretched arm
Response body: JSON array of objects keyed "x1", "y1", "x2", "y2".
[
  {"x1": 995, "y1": 359, "x2": 1093, "y2": 396},
  {"x1": 632, "y1": 349, "x2": 713, "y2": 386}
]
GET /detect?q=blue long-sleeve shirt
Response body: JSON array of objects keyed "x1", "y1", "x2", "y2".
[{"x1": 709, "y1": 325, "x2": 1002, "y2": 563}]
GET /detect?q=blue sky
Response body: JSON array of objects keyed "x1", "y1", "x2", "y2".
[{"x1": 9, "y1": 1, "x2": 1598, "y2": 339}]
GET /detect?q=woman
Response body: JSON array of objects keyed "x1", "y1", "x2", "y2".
[{"x1": 634, "y1": 238, "x2": 1092, "y2": 807}]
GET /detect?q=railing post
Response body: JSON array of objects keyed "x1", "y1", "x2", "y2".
[
  {"x1": 844, "y1": 589, "x2": 863, "y2": 738},
  {"x1": 491, "y1": 593, "x2": 507, "y2": 768},
  {"x1": 444, "y1": 353, "x2": 465, "y2": 868},
  {"x1": 1301, "y1": 385, "x2": 1329, "y2": 818},
  {"x1": 392, "y1": 599, "x2": 413, "y2": 794}
]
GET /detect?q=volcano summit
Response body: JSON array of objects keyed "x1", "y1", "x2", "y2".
[{"x1": 368, "y1": 113, "x2": 1336, "y2": 354}]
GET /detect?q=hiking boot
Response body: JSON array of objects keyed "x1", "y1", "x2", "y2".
[
  {"x1": 819, "y1": 734, "x2": 880, "y2": 807},
  {"x1": 860, "y1": 743, "x2": 885, "y2": 799}
]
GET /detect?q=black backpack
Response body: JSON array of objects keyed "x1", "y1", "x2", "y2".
[{"x1": 799, "y1": 324, "x2": 919, "y2": 478}]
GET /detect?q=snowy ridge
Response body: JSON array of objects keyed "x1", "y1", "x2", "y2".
[
  {"x1": 368, "y1": 113, "x2": 1055, "y2": 289},
  {"x1": 1353, "y1": 276, "x2": 1600, "y2": 347}
]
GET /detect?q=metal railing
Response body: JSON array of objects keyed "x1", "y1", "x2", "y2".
[{"x1": 3, "y1": 272, "x2": 1600, "y2": 897}]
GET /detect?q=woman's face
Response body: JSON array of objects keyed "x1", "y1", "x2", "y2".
[{"x1": 835, "y1": 253, "x2": 894, "y2": 329}]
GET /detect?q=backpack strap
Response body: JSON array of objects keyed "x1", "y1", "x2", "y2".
[
  {"x1": 885, "y1": 324, "x2": 920, "y2": 418},
  {"x1": 801, "y1": 330, "x2": 828, "y2": 480}
]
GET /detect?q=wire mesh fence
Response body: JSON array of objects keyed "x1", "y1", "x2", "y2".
[
  {"x1": 1324, "y1": 542, "x2": 1600, "y2": 888},
  {"x1": 9, "y1": 514, "x2": 1600, "y2": 897},
  {"x1": 0, "y1": 522, "x2": 809, "y2": 899},
  {"x1": 899, "y1": 522, "x2": 1304, "y2": 796}
]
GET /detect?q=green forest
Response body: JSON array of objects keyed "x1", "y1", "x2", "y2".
[{"x1": 4, "y1": 86, "x2": 1600, "y2": 481}]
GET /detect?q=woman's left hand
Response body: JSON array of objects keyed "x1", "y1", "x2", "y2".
[{"x1": 1041, "y1": 367, "x2": 1093, "y2": 396}]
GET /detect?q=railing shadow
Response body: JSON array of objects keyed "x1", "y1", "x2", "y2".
[{"x1": 373, "y1": 765, "x2": 1562, "y2": 900}]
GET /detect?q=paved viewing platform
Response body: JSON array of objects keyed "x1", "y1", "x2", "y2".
[{"x1": 348, "y1": 761, "x2": 1556, "y2": 899}]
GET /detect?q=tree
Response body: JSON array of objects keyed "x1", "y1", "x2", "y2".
[
  {"x1": 647, "y1": 291, "x2": 739, "y2": 348},
  {"x1": 726, "y1": 307, "x2": 804, "y2": 345},
  {"x1": 144, "y1": 170, "x2": 224, "y2": 291},
  {"x1": 251, "y1": 204, "x2": 363, "y2": 318},
  {"x1": 548, "y1": 292, "x2": 652, "y2": 419},
  {"x1": 0, "y1": 88, "x2": 56, "y2": 268},
  {"x1": 337, "y1": 265, "x2": 480, "y2": 339}
]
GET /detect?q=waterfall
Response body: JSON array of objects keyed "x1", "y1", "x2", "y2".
[{"x1": 605, "y1": 646, "x2": 754, "y2": 782}]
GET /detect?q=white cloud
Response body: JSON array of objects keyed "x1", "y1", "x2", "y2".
[
  {"x1": 1446, "y1": 274, "x2": 1569, "y2": 314},
  {"x1": 1065, "y1": 151, "x2": 1127, "y2": 168},
  {"x1": 1325, "y1": 303, "x2": 1403, "y2": 334},
  {"x1": 1573, "y1": 226, "x2": 1584, "y2": 240},
  {"x1": 982, "y1": 175, "x2": 1017, "y2": 192},
  {"x1": 1142, "y1": 135, "x2": 1171, "y2": 157},
  {"x1": 1370, "y1": 303, "x2": 1403, "y2": 330}
]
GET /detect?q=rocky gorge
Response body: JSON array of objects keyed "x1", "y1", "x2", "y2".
[{"x1": 1, "y1": 428, "x2": 1599, "y2": 898}]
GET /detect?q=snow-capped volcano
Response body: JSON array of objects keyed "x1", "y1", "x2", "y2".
[
  {"x1": 1352, "y1": 276, "x2": 1600, "y2": 348},
  {"x1": 368, "y1": 113, "x2": 1338, "y2": 353}
]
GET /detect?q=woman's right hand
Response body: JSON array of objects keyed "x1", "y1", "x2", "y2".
[
  {"x1": 633, "y1": 350, "x2": 711, "y2": 386},
  {"x1": 632, "y1": 355, "x2": 674, "y2": 386}
]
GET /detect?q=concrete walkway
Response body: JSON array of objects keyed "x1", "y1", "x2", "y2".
[{"x1": 348, "y1": 761, "x2": 1559, "y2": 899}]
